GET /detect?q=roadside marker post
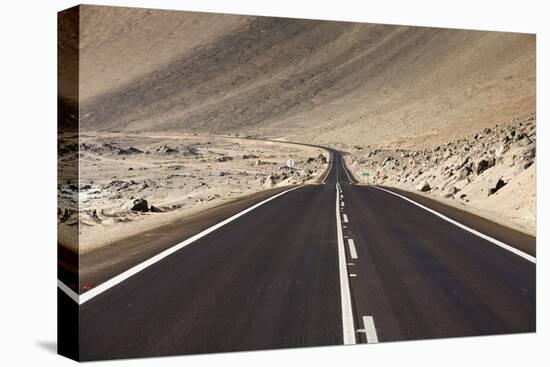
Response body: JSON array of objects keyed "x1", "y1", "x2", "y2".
[{"x1": 384, "y1": 160, "x2": 393, "y2": 174}]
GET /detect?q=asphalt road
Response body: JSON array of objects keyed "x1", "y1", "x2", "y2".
[{"x1": 59, "y1": 149, "x2": 536, "y2": 361}]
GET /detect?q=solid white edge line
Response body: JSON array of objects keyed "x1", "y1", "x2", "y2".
[
  {"x1": 58, "y1": 185, "x2": 305, "y2": 305},
  {"x1": 341, "y1": 157, "x2": 354, "y2": 183},
  {"x1": 374, "y1": 187, "x2": 536, "y2": 264},
  {"x1": 347, "y1": 238, "x2": 358, "y2": 259},
  {"x1": 57, "y1": 279, "x2": 80, "y2": 303},
  {"x1": 321, "y1": 152, "x2": 333, "y2": 184},
  {"x1": 363, "y1": 316, "x2": 379, "y2": 343},
  {"x1": 343, "y1": 214, "x2": 349, "y2": 223},
  {"x1": 336, "y1": 184, "x2": 357, "y2": 344}
]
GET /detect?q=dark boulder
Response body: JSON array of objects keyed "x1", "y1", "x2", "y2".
[
  {"x1": 130, "y1": 198, "x2": 149, "y2": 212},
  {"x1": 489, "y1": 179, "x2": 507, "y2": 196}
]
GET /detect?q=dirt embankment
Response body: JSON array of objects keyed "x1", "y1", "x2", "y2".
[
  {"x1": 346, "y1": 115, "x2": 536, "y2": 235},
  {"x1": 58, "y1": 134, "x2": 328, "y2": 253}
]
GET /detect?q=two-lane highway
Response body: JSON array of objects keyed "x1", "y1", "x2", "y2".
[{"x1": 58, "y1": 148, "x2": 535, "y2": 361}]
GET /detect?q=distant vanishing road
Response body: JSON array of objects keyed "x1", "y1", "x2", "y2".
[{"x1": 58, "y1": 149, "x2": 536, "y2": 361}]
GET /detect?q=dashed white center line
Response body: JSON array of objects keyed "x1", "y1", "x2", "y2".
[
  {"x1": 362, "y1": 316, "x2": 379, "y2": 343},
  {"x1": 320, "y1": 153, "x2": 333, "y2": 184},
  {"x1": 335, "y1": 184, "x2": 356, "y2": 345},
  {"x1": 336, "y1": 161, "x2": 383, "y2": 345},
  {"x1": 347, "y1": 238, "x2": 358, "y2": 259}
]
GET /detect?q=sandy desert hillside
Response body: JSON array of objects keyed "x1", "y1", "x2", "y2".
[
  {"x1": 73, "y1": 6, "x2": 535, "y2": 149},
  {"x1": 58, "y1": 6, "x2": 536, "y2": 248}
]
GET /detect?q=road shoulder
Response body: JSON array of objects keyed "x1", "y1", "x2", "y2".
[
  {"x1": 60, "y1": 186, "x2": 297, "y2": 292},
  {"x1": 375, "y1": 185, "x2": 535, "y2": 257}
]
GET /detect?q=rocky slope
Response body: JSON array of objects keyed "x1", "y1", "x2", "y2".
[{"x1": 346, "y1": 115, "x2": 536, "y2": 234}]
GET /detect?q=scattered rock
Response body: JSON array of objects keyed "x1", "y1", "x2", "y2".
[
  {"x1": 495, "y1": 143, "x2": 508, "y2": 158},
  {"x1": 456, "y1": 156, "x2": 469, "y2": 170},
  {"x1": 474, "y1": 156, "x2": 495, "y2": 175},
  {"x1": 456, "y1": 167, "x2": 471, "y2": 181},
  {"x1": 263, "y1": 175, "x2": 276, "y2": 189},
  {"x1": 182, "y1": 147, "x2": 199, "y2": 156},
  {"x1": 150, "y1": 205, "x2": 164, "y2": 213},
  {"x1": 242, "y1": 154, "x2": 259, "y2": 159},
  {"x1": 117, "y1": 147, "x2": 143, "y2": 155},
  {"x1": 156, "y1": 145, "x2": 178, "y2": 154},
  {"x1": 130, "y1": 198, "x2": 148, "y2": 212},
  {"x1": 207, "y1": 194, "x2": 221, "y2": 201},
  {"x1": 109, "y1": 192, "x2": 123, "y2": 200},
  {"x1": 489, "y1": 179, "x2": 507, "y2": 196},
  {"x1": 217, "y1": 156, "x2": 233, "y2": 162},
  {"x1": 444, "y1": 185, "x2": 458, "y2": 198},
  {"x1": 416, "y1": 180, "x2": 431, "y2": 192}
]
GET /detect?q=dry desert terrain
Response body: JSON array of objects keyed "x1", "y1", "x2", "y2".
[
  {"x1": 58, "y1": 134, "x2": 327, "y2": 252},
  {"x1": 58, "y1": 6, "x2": 536, "y2": 253}
]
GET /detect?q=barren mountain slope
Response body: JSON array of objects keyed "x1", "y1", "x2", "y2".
[
  {"x1": 75, "y1": 6, "x2": 535, "y2": 149},
  {"x1": 78, "y1": 6, "x2": 250, "y2": 102}
]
